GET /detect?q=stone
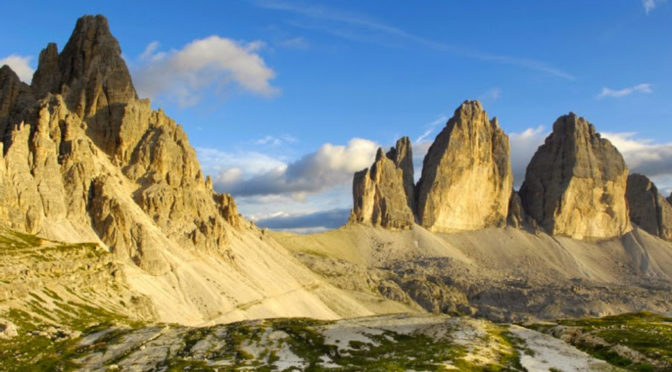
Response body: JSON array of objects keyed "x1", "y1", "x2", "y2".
[
  {"x1": 626, "y1": 173, "x2": 672, "y2": 241},
  {"x1": 416, "y1": 100, "x2": 513, "y2": 232},
  {"x1": 0, "y1": 319, "x2": 18, "y2": 340},
  {"x1": 349, "y1": 138, "x2": 416, "y2": 230},
  {"x1": 519, "y1": 113, "x2": 631, "y2": 240},
  {"x1": 507, "y1": 191, "x2": 525, "y2": 229}
]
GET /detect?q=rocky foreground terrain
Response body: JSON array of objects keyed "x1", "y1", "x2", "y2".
[{"x1": 1, "y1": 14, "x2": 672, "y2": 371}]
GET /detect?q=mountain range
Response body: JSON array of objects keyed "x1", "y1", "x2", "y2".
[{"x1": 1, "y1": 15, "x2": 671, "y2": 371}]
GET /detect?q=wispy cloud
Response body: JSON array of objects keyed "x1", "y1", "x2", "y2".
[
  {"x1": 256, "y1": 0, "x2": 575, "y2": 80},
  {"x1": 415, "y1": 115, "x2": 448, "y2": 144},
  {"x1": 597, "y1": 83, "x2": 652, "y2": 99},
  {"x1": 642, "y1": 0, "x2": 667, "y2": 13},
  {"x1": 479, "y1": 87, "x2": 502, "y2": 102},
  {"x1": 253, "y1": 134, "x2": 298, "y2": 146},
  {"x1": 0, "y1": 54, "x2": 34, "y2": 83},
  {"x1": 133, "y1": 37, "x2": 278, "y2": 107}
]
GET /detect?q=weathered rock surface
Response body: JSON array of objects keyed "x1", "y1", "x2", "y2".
[
  {"x1": 519, "y1": 113, "x2": 631, "y2": 240},
  {"x1": 416, "y1": 101, "x2": 513, "y2": 231},
  {"x1": 626, "y1": 173, "x2": 672, "y2": 241},
  {"x1": 0, "y1": 15, "x2": 240, "y2": 273},
  {"x1": 350, "y1": 138, "x2": 415, "y2": 229},
  {"x1": 31, "y1": 15, "x2": 137, "y2": 117},
  {"x1": 0, "y1": 65, "x2": 34, "y2": 137}
]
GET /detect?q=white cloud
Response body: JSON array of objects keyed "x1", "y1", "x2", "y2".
[
  {"x1": 597, "y1": 83, "x2": 652, "y2": 99},
  {"x1": 602, "y1": 132, "x2": 672, "y2": 182},
  {"x1": 133, "y1": 37, "x2": 278, "y2": 107},
  {"x1": 642, "y1": 0, "x2": 667, "y2": 13},
  {"x1": 509, "y1": 126, "x2": 549, "y2": 187},
  {"x1": 206, "y1": 138, "x2": 379, "y2": 198},
  {"x1": 0, "y1": 55, "x2": 34, "y2": 83}
]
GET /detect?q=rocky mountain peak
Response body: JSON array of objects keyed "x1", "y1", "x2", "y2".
[
  {"x1": 520, "y1": 113, "x2": 631, "y2": 240},
  {"x1": 626, "y1": 173, "x2": 672, "y2": 241},
  {"x1": 415, "y1": 100, "x2": 513, "y2": 231},
  {"x1": 386, "y1": 136, "x2": 414, "y2": 210},
  {"x1": 349, "y1": 138, "x2": 415, "y2": 230},
  {"x1": 31, "y1": 14, "x2": 137, "y2": 117}
]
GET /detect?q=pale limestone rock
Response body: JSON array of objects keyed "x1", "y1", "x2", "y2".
[
  {"x1": 626, "y1": 174, "x2": 672, "y2": 241},
  {"x1": 350, "y1": 138, "x2": 415, "y2": 229},
  {"x1": 0, "y1": 319, "x2": 18, "y2": 340},
  {"x1": 519, "y1": 113, "x2": 631, "y2": 240},
  {"x1": 0, "y1": 15, "x2": 240, "y2": 274},
  {"x1": 416, "y1": 101, "x2": 513, "y2": 232}
]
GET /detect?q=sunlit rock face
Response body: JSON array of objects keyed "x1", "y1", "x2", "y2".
[
  {"x1": 520, "y1": 113, "x2": 631, "y2": 240},
  {"x1": 415, "y1": 100, "x2": 513, "y2": 232},
  {"x1": 350, "y1": 137, "x2": 416, "y2": 230},
  {"x1": 0, "y1": 15, "x2": 241, "y2": 274}
]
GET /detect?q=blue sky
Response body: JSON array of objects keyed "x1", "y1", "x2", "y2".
[{"x1": 2, "y1": 1, "x2": 671, "y2": 232}]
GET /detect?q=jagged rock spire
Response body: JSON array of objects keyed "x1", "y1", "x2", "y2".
[
  {"x1": 415, "y1": 100, "x2": 513, "y2": 232},
  {"x1": 350, "y1": 137, "x2": 415, "y2": 229},
  {"x1": 31, "y1": 14, "x2": 137, "y2": 117},
  {"x1": 519, "y1": 113, "x2": 631, "y2": 240}
]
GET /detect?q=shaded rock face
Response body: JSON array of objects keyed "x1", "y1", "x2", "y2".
[
  {"x1": 0, "y1": 15, "x2": 240, "y2": 274},
  {"x1": 519, "y1": 114, "x2": 631, "y2": 240},
  {"x1": 416, "y1": 101, "x2": 513, "y2": 232},
  {"x1": 350, "y1": 137, "x2": 415, "y2": 229},
  {"x1": 0, "y1": 66, "x2": 34, "y2": 137},
  {"x1": 626, "y1": 174, "x2": 672, "y2": 241}
]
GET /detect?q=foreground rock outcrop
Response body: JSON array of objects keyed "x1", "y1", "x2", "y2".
[
  {"x1": 350, "y1": 137, "x2": 415, "y2": 229},
  {"x1": 627, "y1": 174, "x2": 672, "y2": 241},
  {"x1": 416, "y1": 101, "x2": 513, "y2": 231},
  {"x1": 519, "y1": 113, "x2": 631, "y2": 240}
]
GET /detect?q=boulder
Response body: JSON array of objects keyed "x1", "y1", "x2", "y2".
[{"x1": 519, "y1": 113, "x2": 631, "y2": 240}]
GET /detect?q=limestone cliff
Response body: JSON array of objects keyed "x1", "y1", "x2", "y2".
[
  {"x1": 415, "y1": 101, "x2": 513, "y2": 232},
  {"x1": 519, "y1": 113, "x2": 631, "y2": 240},
  {"x1": 350, "y1": 137, "x2": 415, "y2": 229},
  {"x1": 626, "y1": 173, "x2": 672, "y2": 241}
]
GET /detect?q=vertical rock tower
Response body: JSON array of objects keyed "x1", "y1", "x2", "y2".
[
  {"x1": 415, "y1": 101, "x2": 513, "y2": 232},
  {"x1": 349, "y1": 137, "x2": 415, "y2": 229},
  {"x1": 626, "y1": 174, "x2": 672, "y2": 241},
  {"x1": 519, "y1": 113, "x2": 631, "y2": 240}
]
